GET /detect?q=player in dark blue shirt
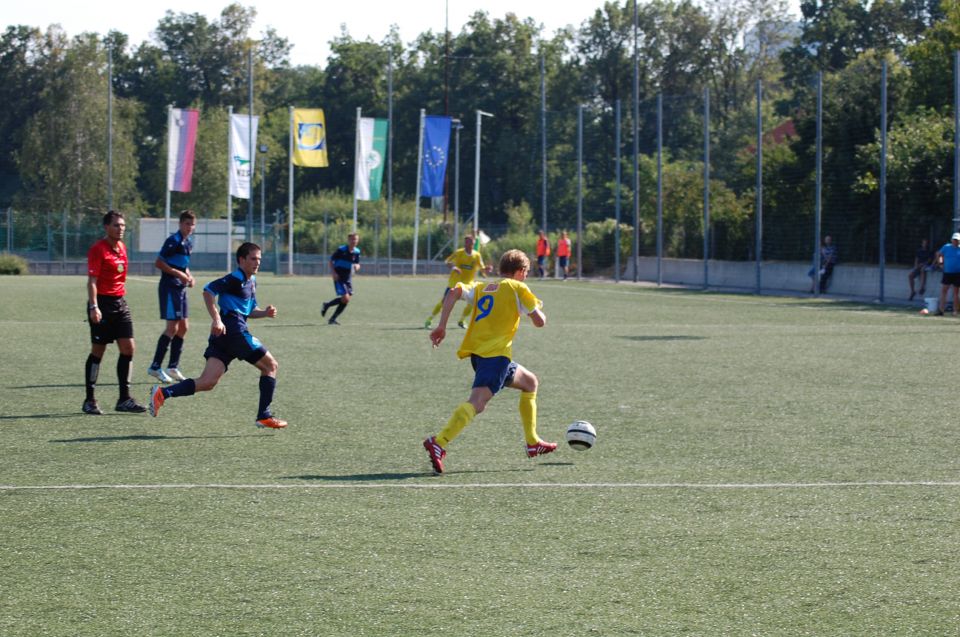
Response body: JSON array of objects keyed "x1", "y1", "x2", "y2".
[
  {"x1": 148, "y1": 210, "x2": 196, "y2": 384},
  {"x1": 148, "y1": 242, "x2": 287, "y2": 429},
  {"x1": 321, "y1": 232, "x2": 361, "y2": 325}
]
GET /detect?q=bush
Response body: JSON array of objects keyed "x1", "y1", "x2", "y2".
[{"x1": 0, "y1": 252, "x2": 28, "y2": 275}]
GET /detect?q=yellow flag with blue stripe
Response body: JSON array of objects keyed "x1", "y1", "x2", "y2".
[{"x1": 293, "y1": 109, "x2": 329, "y2": 167}]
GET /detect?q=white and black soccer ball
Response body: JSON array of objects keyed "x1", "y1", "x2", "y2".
[{"x1": 565, "y1": 420, "x2": 596, "y2": 451}]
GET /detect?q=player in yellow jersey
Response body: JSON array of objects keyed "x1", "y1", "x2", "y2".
[
  {"x1": 424, "y1": 234, "x2": 492, "y2": 329},
  {"x1": 423, "y1": 249, "x2": 557, "y2": 474}
]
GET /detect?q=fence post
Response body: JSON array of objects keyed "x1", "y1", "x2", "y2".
[
  {"x1": 755, "y1": 80, "x2": 763, "y2": 294},
  {"x1": 879, "y1": 61, "x2": 888, "y2": 302},
  {"x1": 703, "y1": 87, "x2": 710, "y2": 289},
  {"x1": 656, "y1": 93, "x2": 663, "y2": 287},
  {"x1": 814, "y1": 72, "x2": 823, "y2": 297},
  {"x1": 615, "y1": 99, "x2": 622, "y2": 283}
]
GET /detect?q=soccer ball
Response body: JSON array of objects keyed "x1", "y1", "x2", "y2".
[{"x1": 566, "y1": 420, "x2": 596, "y2": 451}]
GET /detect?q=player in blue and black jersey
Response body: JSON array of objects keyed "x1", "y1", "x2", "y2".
[
  {"x1": 148, "y1": 210, "x2": 196, "y2": 384},
  {"x1": 148, "y1": 242, "x2": 287, "y2": 429},
  {"x1": 321, "y1": 232, "x2": 361, "y2": 325}
]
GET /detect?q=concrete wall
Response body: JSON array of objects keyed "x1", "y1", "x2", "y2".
[{"x1": 624, "y1": 257, "x2": 924, "y2": 302}]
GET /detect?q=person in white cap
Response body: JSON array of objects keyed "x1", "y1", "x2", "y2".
[{"x1": 935, "y1": 232, "x2": 960, "y2": 316}]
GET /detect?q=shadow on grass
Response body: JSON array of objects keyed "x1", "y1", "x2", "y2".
[
  {"x1": 617, "y1": 335, "x2": 706, "y2": 342},
  {"x1": 286, "y1": 467, "x2": 536, "y2": 482},
  {"x1": 50, "y1": 434, "x2": 259, "y2": 443},
  {"x1": 0, "y1": 413, "x2": 82, "y2": 420},
  {"x1": 379, "y1": 326, "x2": 433, "y2": 331}
]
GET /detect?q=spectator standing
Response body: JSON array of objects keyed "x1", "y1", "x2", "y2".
[{"x1": 936, "y1": 232, "x2": 960, "y2": 316}]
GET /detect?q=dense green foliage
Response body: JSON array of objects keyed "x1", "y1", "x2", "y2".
[
  {"x1": 0, "y1": 1, "x2": 955, "y2": 262},
  {"x1": 0, "y1": 252, "x2": 28, "y2": 274}
]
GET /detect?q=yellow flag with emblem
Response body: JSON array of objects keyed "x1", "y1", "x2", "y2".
[{"x1": 293, "y1": 109, "x2": 329, "y2": 167}]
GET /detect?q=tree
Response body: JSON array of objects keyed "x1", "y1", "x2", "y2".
[{"x1": 16, "y1": 31, "x2": 140, "y2": 220}]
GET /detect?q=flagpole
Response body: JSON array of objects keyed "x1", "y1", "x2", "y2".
[
  {"x1": 413, "y1": 109, "x2": 425, "y2": 276},
  {"x1": 288, "y1": 106, "x2": 294, "y2": 275},
  {"x1": 226, "y1": 106, "x2": 233, "y2": 272},
  {"x1": 247, "y1": 47, "x2": 254, "y2": 242},
  {"x1": 164, "y1": 105, "x2": 173, "y2": 237},
  {"x1": 353, "y1": 106, "x2": 361, "y2": 232}
]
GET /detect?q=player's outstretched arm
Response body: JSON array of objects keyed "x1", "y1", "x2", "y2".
[
  {"x1": 203, "y1": 290, "x2": 226, "y2": 336},
  {"x1": 249, "y1": 305, "x2": 278, "y2": 319}
]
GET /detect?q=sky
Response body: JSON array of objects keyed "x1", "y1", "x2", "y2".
[{"x1": 4, "y1": 0, "x2": 802, "y2": 67}]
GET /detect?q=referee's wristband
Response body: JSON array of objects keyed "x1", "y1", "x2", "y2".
[{"x1": 88, "y1": 304, "x2": 98, "y2": 311}]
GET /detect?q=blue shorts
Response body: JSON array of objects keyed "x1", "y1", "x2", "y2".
[
  {"x1": 204, "y1": 331, "x2": 267, "y2": 370},
  {"x1": 159, "y1": 284, "x2": 188, "y2": 320},
  {"x1": 335, "y1": 279, "x2": 354, "y2": 297},
  {"x1": 470, "y1": 355, "x2": 518, "y2": 395},
  {"x1": 559, "y1": 256, "x2": 569, "y2": 267}
]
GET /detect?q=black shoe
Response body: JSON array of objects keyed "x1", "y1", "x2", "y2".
[
  {"x1": 328, "y1": 318, "x2": 339, "y2": 325},
  {"x1": 82, "y1": 399, "x2": 103, "y2": 415},
  {"x1": 115, "y1": 397, "x2": 147, "y2": 413},
  {"x1": 321, "y1": 302, "x2": 330, "y2": 317}
]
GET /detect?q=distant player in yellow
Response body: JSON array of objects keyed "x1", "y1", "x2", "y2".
[
  {"x1": 424, "y1": 234, "x2": 492, "y2": 329},
  {"x1": 423, "y1": 249, "x2": 557, "y2": 475}
]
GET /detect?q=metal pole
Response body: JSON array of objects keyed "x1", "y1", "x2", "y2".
[
  {"x1": 107, "y1": 46, "x2": 113, "y2": 210},
  {"x1": 632, "y1": 0, "x2": 640, "y2": 282},
  {"x1": 259, "y1": 144, "x2": 267, "y2": 244},
  {"x1": 227, "y1": 105, "x2": 234, "y2": 272},
  {"x1": 453, "y1": 119, "x2": 462, "y2": 247},
  {"x1": 353, "y1": 106, "x2": 362, "y2": 232},
  {"x1": 387, "y1": 54, "x2": 394, "y2": 277},
  {"x1": 955, "y1": 51, "x2": 960, "y2": 231},
  {"x1": 247, "y1": 47, "x2": 254, "y2": 242},
  {"x1": 879, "y1": 61, "x2": 888, "y2": 302},
  {"x1": 814, "y1": 73, "x2": 823, "y2": 297},
  {"x1": 413, "y1": 109, "x2": 424, "y2": 275},
  {"x1": 615, "y1": 99, "x2": 622, "y2": 283},
  {"x1": 474, "y1": 110, "x2": 494, "y2": 237},
  {"x1": 703, "y1": 87, "x2": 710, "y2": 289},
  {"x1": 576, "y1": 104, "x2": 583, "y2": 281},
  {"x1": 288, "y1": 106, "x2": 294, "y2": 275},
  {"x1": 164, "y1": 105, "x2": 172, "y2": 236},
  {"x1": 656, "y1": 93, "x2": 663, "y2": 287},
  {"x1": 541, "y1": 54, "x2": 548, "y2": 235},
  {"x1": 755, "y1": 80, "x2": 763, "y2": 294}
]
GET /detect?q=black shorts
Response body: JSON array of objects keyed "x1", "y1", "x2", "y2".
[
  {"x1": 203, "y1": 331, "x2": 267, "y2": 371},
  {"x1": 88, "y1": 295, "x2": 134, "y2": 345},
  {"x1": 559, "y1": 256, "x2": 569, "y2": 267},
  {"x1": 943, "y1": 272, "x2": 960, "y2": 287}
]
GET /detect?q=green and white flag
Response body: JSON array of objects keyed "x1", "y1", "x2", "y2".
[{"x1": 354, "y1": 117, "x2": 388, "y2": 201}]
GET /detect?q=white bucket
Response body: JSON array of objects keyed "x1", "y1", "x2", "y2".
[{"x1": 925, "y1": 297, "x2": 939, "y2": 312}]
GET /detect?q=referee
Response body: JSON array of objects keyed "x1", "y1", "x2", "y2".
[{"x1": 83, "y1": 211, "x2": 147, "y2": 414}]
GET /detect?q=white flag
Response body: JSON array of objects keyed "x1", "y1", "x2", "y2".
[{"x1": 229, "y1": 114, "x2": 259, "y2": 199}]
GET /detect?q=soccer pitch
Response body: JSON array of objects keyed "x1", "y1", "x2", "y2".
[{"x1": 1, "y1": 273, "x2": 958, "y2": 636}]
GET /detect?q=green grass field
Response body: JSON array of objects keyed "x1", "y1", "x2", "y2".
[{"x1": 2, "y1": 273, "x2": 959, "y2": 636}]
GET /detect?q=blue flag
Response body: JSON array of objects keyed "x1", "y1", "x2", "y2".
[{"x1": 421, "y1": 115, "x2": 451, "y2": 197}]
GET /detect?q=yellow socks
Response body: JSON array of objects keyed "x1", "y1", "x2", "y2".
[
  {"x1": 436, "y1": 402, "x2": 477, "y2": 448},
  {"x1": 519, "y1": 391, "x2": 538, "y2": 445}
]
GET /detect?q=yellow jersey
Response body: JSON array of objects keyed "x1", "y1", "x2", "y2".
[
  {"x1": 445, "y1": 248, "x2": 486, "y2": 287},
  {"x1": 455, "y1": 278, "x2": 541, "y2": 360}
]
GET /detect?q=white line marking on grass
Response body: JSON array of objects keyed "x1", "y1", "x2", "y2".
[{"x1": 2, "y1": 481, "x2": 959, "y2": 491}]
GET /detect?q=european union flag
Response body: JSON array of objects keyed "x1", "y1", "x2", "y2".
[{"x1": 421, "y1": 115, "x2": 451, "y2": 197}]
